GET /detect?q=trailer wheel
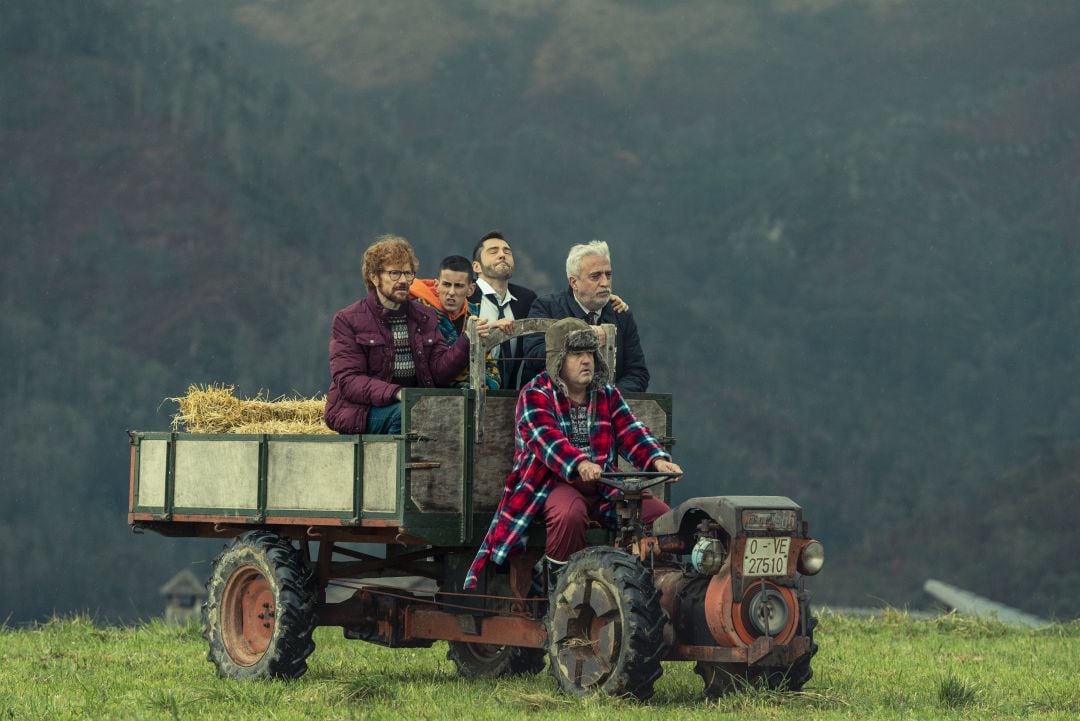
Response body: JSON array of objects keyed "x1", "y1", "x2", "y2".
[
  {"x1": 545, "y1": 547, "x2": 667, "y2": 700},
  {"x1": 446, "y1": 642, "x2": 546, "y2": 677},
  {"x1": 203, "y1": 531, "x2": 316, "y2": 680},
  {"x1": 696, "y1": 613, "x2": 817, "y2": 697}
]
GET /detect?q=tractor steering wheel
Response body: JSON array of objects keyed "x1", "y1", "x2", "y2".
[{"x1": 596, "y1": 471, "x2": 680, "y2": 494}]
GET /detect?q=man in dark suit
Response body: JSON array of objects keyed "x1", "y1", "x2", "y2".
[
  {"x1": 468, "y1": 230, "x2": 537, "y2": 389},
  {"x1": 521, "y1": 240, "x2": 649, "y2": 393}
]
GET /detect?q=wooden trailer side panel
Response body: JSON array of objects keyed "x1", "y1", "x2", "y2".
[
  {"x1": 135, "y1": 439, "x2": 168, "y2": 509},
  {"x1": 129, "y1": 433, "x2": 403, "y2": 523},
  {"x1": 266, "y1": 440, "x2": 354, "y2": 513},
  {"x1": 472, "y1": 394, "x2": 518, "y2": 510},
  {"x1": 174, "y1": 439, "x2": 260, "y2": 512},
  {"x1": 403, "y1": 394, "x2": 467, "y2": 513}
]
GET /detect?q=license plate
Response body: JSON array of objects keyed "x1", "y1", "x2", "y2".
[{"x1": 742, "y1": 536, "x2": 791, "y2": 577}]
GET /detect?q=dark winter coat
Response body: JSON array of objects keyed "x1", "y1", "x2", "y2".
[
  {"x1": 521, "y1": 288, "x2": 650, "y2": 393},
  {"x1": 324, "y1": 293, "x2": 470, "y2": 434}
]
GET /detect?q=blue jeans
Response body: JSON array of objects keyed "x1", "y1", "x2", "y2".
[{"x1": 365, "y1": 403, "x2": 401, "y2": 434}]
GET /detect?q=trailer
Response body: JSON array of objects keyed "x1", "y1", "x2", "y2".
[{"x1": 128, "y1": 320, "x2": 822, "y2": 700}]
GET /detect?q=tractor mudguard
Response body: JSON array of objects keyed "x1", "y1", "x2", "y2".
[{"x1": 650, "y1": 496, "x2": 802, "y2": 536}]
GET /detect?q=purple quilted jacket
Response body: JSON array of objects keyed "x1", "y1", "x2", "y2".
[{"x1": 324, "y1": 293, "x2": 469, "y2": 433}]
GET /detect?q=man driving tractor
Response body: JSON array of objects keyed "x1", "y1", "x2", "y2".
[{"x1": 464, "y1": 317, "x2": 682, "y2": 589}]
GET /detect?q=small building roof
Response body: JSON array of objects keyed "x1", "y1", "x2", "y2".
[{"x1": 159, "y1": 568, "x2": 205, "y2": 596}]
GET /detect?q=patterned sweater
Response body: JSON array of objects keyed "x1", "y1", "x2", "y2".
[{"x1": 464, "y1": 370, "x2": 669, "y2": 588}]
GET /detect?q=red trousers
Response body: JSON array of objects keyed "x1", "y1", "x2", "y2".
[{"x1": 544, "y1": 482, "x2": 671, "y2": 561}]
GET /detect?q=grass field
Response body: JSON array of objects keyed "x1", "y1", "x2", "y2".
[{"x1": 0, "y1": 611, "x2": 1077, "y2": 720}]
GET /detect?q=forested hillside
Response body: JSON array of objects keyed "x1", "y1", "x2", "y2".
[{"x1": 2, "y1": 0, "x2": 1078, "y2": 621}]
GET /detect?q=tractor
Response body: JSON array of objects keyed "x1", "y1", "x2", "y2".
[{"x1": 128, "y1": 318, "x2": 821, "y2": 699}]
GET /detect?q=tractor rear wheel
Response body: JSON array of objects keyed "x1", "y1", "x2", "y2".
[
  {"x1": 204, "y1": 531, "x2": 317, "y2": 680},
  {"x1": 446, "y1": 642, "x2": 546, "y2": 677},
  {"x1": 545, "y1": 547, "x2": 667, "y2": 700}
]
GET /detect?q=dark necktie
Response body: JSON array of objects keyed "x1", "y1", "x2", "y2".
[
  {"x1": 586, "y1": 311, "x2": 598, "y2": 325},
  {"x1": 484, "y1": 293, "x2": 505, "y2": 320},
  {"x1": 485, "y1": 293, "x2": 513, "y2": 385}
]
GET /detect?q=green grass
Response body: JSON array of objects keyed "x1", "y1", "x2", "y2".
[{"x1": 0, "y1": 611, "x2": 1077, "y2": 720}]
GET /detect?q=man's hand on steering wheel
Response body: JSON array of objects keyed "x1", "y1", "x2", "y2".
[
  {"x1": 577, "y1": 460, "x2": 603, "y2": 482},
  {"x1": 652, "y1": 459, "x2": 683, "y2": 480}
]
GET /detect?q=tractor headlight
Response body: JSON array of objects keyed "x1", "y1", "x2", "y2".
[
  {"x1": 798, "y1": 540, "x2": 825, "y2": 575},
  {"x1": 691, "y1": 537, "x2": 726, "y2": 575}
]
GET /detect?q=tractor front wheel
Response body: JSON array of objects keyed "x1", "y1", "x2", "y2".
[
  {"x1": 203, "y1": 531, "x2": 317, "y2": 680},
  {"x1": 545, "y1": 547, "x2": 667, "y2": 700},
  {"x1": 696, "y1": 613, "x2": 817, "y2": 697},
  {"x1": 446, "y1": 642, "x2": 546, "y2": 677}
]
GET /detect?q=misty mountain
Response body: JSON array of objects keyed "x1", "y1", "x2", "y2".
[{"x1": 2, "y1": 0, "x2": 1078, "y2": 621}]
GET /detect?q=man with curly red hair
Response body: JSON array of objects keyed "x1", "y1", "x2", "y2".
[{"x1": 324, "y1": 235, "x2": 472, "y2": 434}]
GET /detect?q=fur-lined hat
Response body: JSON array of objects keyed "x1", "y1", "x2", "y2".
[{"x1": 545, "y1": 317, "x2": 609, "y2": 395}]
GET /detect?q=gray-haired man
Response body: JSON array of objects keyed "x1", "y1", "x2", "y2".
[{"x1": 521, "y1": 240, "x2": 649, "y2": 393}]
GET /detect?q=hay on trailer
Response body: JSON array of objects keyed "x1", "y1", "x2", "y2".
[{"x1": 170, "y1": 384, "x2": 333, "y2": 435}]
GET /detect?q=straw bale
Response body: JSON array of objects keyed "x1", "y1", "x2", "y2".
[
  {"x1": 230, "y1": 420, "x2": 336, "y2": 435},
  {"x1": 170, "y1": 384, "x2": 331, "y2": 434}
]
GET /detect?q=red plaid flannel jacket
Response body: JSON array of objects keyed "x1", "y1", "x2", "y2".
[{"x1": 464, "y1": 371, "x2": 669, "y2": 588}]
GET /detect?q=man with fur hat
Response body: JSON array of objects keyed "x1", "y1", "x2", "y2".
[{"x1": 464, "y1": 317, "x2": 682, "y2": 589}]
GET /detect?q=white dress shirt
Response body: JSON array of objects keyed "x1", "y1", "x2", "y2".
[{"x1": 475, "y1": 278, "x2": 518, "y2": 360}]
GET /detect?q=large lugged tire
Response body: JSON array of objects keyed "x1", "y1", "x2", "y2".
[
  {"x1": 545, "y1": 547, "x2": 667, "y2": 700},
  {"x1": 696, "y1": 612, "x2": 817, "y2": 697},
  {"x1": 756, "y1": 611, "x2": 817, "y2": 691},
  {"x1": 446, "y1": 642, "x2": 546, "y2": 677},
  {"x1": 203, "y1": 531, "x2": 317, "y2": 680}
]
